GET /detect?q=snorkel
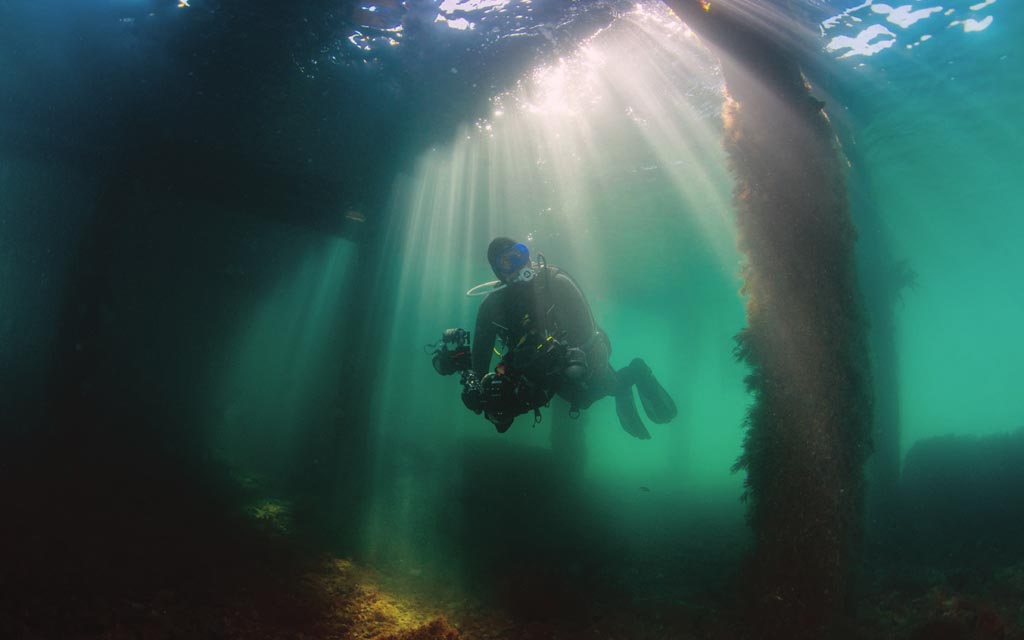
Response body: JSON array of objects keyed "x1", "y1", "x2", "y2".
[{"x1": 466, "y1": 240, "x2": 543, "y2": 297}]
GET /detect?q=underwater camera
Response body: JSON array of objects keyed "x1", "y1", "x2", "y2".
[{"x1": 428, "y1": 327, "x2": 473, "y2": 376}]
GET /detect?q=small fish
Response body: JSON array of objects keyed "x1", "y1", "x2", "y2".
[
  {"x1": 639, "y1": 486, "x2": 651, "y2": 493},
  {"x1": 178, "y1": 0, "x2": 189, "y2": 7}
]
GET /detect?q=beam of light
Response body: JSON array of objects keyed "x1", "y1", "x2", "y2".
[
  {"x1": 212, "y1": 237, "x2": 357, "y2": 481},
  {"x1": 360, "y1": 0, "x2": 746, "y2": 574}
]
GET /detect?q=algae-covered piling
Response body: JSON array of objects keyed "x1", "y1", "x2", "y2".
[{"x1": 663, "y1": 2, "x2": 873, "y2": 635}]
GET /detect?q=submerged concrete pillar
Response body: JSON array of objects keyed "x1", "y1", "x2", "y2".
[{"x1": 661, "y1": 2, "x2": 873, "y2": 636}]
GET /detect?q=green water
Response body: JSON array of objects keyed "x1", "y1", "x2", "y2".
[
  {"x1": 3, "y1": 0, "x2": 1023, "y2": 633},
  {"x1": 357, "y1": 8, "x2": 749, "y2": 580},
  {"x1": 201, "y1": 1, "x2": 1024, "y2": 586},
  {"x1": 840, "y1": 3, "x2": 1024, "y2": 450}
]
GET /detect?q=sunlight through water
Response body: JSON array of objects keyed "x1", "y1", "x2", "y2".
[
  {"x1": 361, "y1": 1, "x2": 750, "y2": 574},
  {"x1": 214, "y1": 237, "x2": 357, "y2": 478}
]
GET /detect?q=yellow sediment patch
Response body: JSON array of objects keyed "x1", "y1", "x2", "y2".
[{"x1": 311, "y1": 558, "x2": 463, "y2": 639}]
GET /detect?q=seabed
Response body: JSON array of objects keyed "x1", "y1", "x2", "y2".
[{"x1": 4, "y1": 449, "x2": 1023, "y2": 640}]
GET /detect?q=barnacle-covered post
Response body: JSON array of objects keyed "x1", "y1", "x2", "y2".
[{"x1": 661, "y1": 1, "x2": 873, "y2": 636}]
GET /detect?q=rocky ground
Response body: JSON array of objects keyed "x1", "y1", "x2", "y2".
[
  {"x1": 3, "y1": 450, "x2": 1023, "y2": 639},
  {"x1": 857, "y1": 562, "x2": 1024, "y2": 640},
  {"x1": 9, "y1": 516, "x2": 1022, "y2": 640}
]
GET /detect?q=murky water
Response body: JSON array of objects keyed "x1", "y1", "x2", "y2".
[{"x1": 2, "y1": 1, "x2": 1022, "y2": 637}]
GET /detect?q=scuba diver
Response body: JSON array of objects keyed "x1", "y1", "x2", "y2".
[{"x1": 430, "y1": 237, "x2": 677, "y2": 437}]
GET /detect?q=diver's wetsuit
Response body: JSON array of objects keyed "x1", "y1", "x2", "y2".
[{"x1": 471, "y1": 265, "x2": 652, "y2": 433}]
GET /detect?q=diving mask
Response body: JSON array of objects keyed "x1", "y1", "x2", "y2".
[
  {"x1": 494, "y1": 243, "x2": 536, "y2": 284},
  {"x1": 467, "y1": 243, "x2": 539, "y2": 297}
]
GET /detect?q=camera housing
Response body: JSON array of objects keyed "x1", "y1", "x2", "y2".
[{"x1": 430, "y1": 328, "x2": 472, "y2": 376}]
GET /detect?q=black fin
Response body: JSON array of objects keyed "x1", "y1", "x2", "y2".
[
  {"x1": 631, "y1": 358, "x2": 678, "y2": 424},
  {"x1": 615, "y1": 390, "x2": 651, "y2": 440}
]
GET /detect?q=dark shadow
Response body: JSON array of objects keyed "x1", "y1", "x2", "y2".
[{"x1": 896, "y1": 427, "x2": 1024, "y2": 568}]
